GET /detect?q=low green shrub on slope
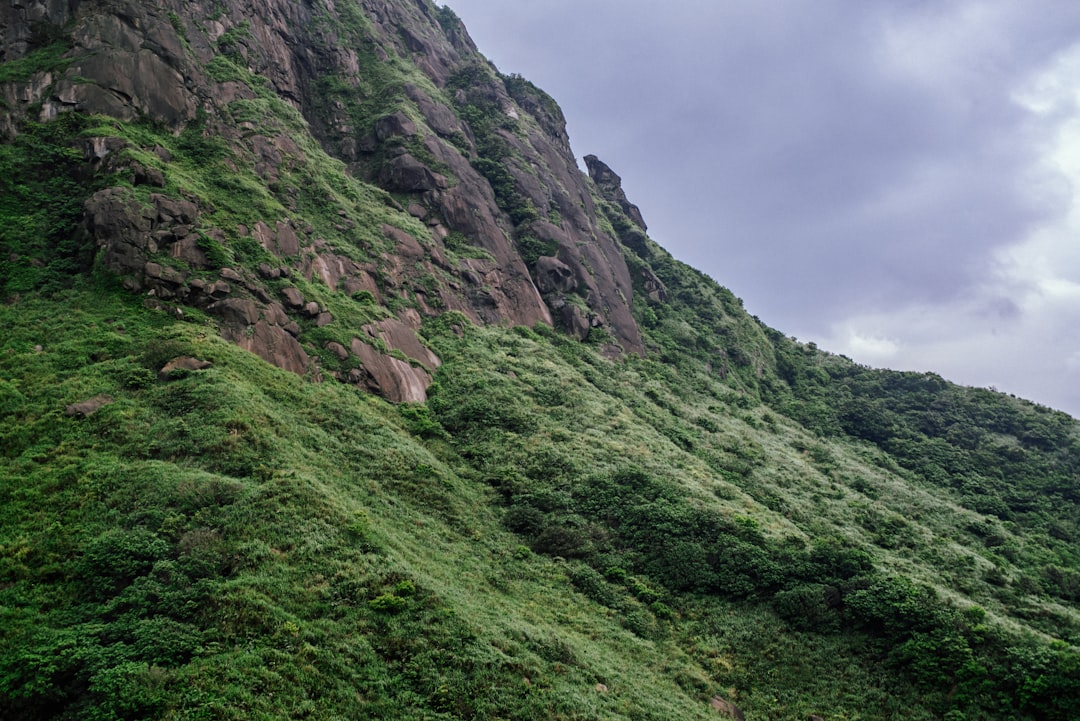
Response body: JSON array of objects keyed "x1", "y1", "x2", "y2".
[
  {"x1": 1, "y1": 261, "x2": 1078, "y2": 720},
  {"x1": 0, "y1": 291, "x2": 733, "y2": 721}
]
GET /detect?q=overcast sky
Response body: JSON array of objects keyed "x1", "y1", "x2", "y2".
[{"x1": 444, "y1": 0, "x2": 1080, "y2": 418}]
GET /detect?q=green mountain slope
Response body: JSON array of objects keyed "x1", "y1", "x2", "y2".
[{"x1": 1, "y1": 1, "x2": 1077, "y2": 719}]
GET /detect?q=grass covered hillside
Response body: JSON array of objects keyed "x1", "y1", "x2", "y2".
[
  {"x1": 3, "y1": 280, "x2": 1079, "y2": 721},
  {"x1": 1, "y1": 1, "x2": 1079, "y2": 719}
]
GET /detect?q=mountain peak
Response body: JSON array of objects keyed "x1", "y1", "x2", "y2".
[
  {"x1": 584, "y1": 153, "x2": 647, "y2": 232},
  {"x1": 2, "y1": 0, "x2": 650, "y2": 389}
]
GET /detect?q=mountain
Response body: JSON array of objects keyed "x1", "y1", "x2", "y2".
[{"x1": 1, "y1": 2, "x2": 1078, "y2": 719}]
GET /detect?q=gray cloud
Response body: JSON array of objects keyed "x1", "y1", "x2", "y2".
[{"x1": 444, "y1": 0, "x2": 1080, "y2": 415}]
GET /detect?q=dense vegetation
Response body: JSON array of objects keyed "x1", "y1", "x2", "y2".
[{"x1": 1, "y1": 2, "x2": 1078, "y2": 719}]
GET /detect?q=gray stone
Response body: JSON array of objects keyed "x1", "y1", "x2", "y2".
[
  {"x1": 379, "y1": 153, "x2": 440, "y2": 192},
  {"x1": 65, "y1": 394, "x2": 114, "y2": 417},
  {"x1": 281, "y1": 286, "x2": 305, "y2": 308},
  {"x1": 535, "y1": 256, "x2": 577, "y2": 294},
  {"x1": 374, "y1": 110, "x2": 417, "y2": 141},
  {"x1": 208, "y1": 298, "x2": 259, "y2": 326},
  {"x1": 158, "y1": 356, "x2": 212, "y2": 380}
]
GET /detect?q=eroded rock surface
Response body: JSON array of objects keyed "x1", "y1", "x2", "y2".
[
  {"x1": 9, "y1": 0, "x2": 653, "y2": 397},
  {"x1": 224, "y1": 321, "x2": 311, "y2": 377},
  {"x1": 349, "y1": 338, "x2": 433, "y2": 404},
  {"x1": 710, "y1": 696, "x2": 745, "y2": 721},
  {"x1": 584, "y1": 154, "x2": 647, "y2": 232}
]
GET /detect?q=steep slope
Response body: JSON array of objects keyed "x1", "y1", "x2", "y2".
[
  {"x1": 2, "y1": 0, "x2": 642, "y2": 387},
  {"x1": 1, "y1": 1, "x2": 1078, "y2": 720}
]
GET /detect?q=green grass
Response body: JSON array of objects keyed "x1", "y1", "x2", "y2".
[
  {"x1": 6, "y1": 288, "x2": 1075, "y2": 719},
  {"x1": 0, "y1": 41, "x2": 73, "y2": 84},
  {"x1": 0, "y1": 290, "x2": 728, "y2": 720}
]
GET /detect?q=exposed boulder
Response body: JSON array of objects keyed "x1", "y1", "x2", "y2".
[
  {"x1": 188, "y1": 279, "x2": 231, "y2": 301},
  {"x1": 349, "y1": 338, "x2": 433, "y2": 404},
  {"x1": 150, "y1": 194, "x2": 197, "y2": 225},
  {"x1": 207, "y1": 298, "x2": 260, "y2": 326},
  {"x1": 357, "y1": 0, "x2": 469, "y2": 86},
  {"x1": 34, "y1": 5, "x2": 194, "y2": 126},
  {"x1": 342, "y1": 270, "x2": 381, "y2": 299},
  {"x1": 560, "y1": 304, "x2": 591, "y2": 342},
  {"x1": 404, "y1": 83, "x2": 464, "y2": 139},
  {"x1": 50, "y1": 49, "x2": 195, "y2": 126},
  {"x1": 326, "y1": 342, "x2": 349, "y2": 361},
  {"x1": 280, "y1": 287, "x2": 305, "y2": 309},
  {"x1": 527, "y1": 220, "x2": 642, "y2": 355},
  {"x1": 534, "y1": 256, "x2": 577, "y2": 295},
  {"x1": 1, "y1": 69, "x2": 55, "y2": 133},
  {"x1": 363, "y1": 317, "x2": 441, "y2": 372},
  {"x1": 298, "y1": 244, "x2": 379, "y2": 297},
  {"x1": 85, "y1": 187, "x2": 156, "y2": 280},
  {"x1": 219, "y1": 267, "x2": 244, "y2": 283},
  {"x1": 169, "y1": 235, "x2": 208, "y2": 268},
  {"x1": 83, "y1": 136, "x2": 129, "y2": 163},
  {"x1": 223, "y1": 320, "x2": 310, "y2": 377},
  {"x1": 641, "y1": 267, "x2": 669, "y2": 303},
  {"x1": 158, "y1": 356, "x2": 212, "y2": 380},
  {"x1": 332, "y1": 301, "x2": 443, "y2": 405},
  {"x1": 382, "y1": 224, "x2": 425, "y2": 259},
  {"x1": 374, "y1": 111, "x2": 417, "y2": 142},
  {"x1": 65, "y1": 394, "x2": 114, "y2": 418},
  {"x1": 0, "y1": 0, "x2": 76, "y2": 60},
  {"x1": 132, "y1": 162, "x2": 166, "y2": 187},
  {"x1": 710, "y1": 696, "x2": 745, "y2": 721},
  {"x1": 275, "y1": 222, "x2": 302, "y2": 257},
  {"x1": 442, "y1": 116, "x2": 643, "y2": 355},
  {"x1": 379, "y1": 153, "x2": 442, "y2": 192},
  {"x1": 245, "y1": 133, "x2": 303, "y2": 183},
  {"x1": 143, "y1": 262, "x2": 186, "y2": 286},
  {"x1": 84, "y1": 188, "x2": 224, "y2": 296},
  {"x1": 252, "y1": 220, "x2": 301, "y2": 258},
  {"x1": 419, "y1": 139, "x2": 553, "y2": 328}
]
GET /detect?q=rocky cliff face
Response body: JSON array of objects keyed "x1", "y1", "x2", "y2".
[{"x1": 1, "y1": 0, "x2": 645, "y2": 399}]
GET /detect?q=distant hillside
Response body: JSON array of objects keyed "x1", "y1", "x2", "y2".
[{"x1": 1, "y1": 1, "x2": 1077, "y2": 719}]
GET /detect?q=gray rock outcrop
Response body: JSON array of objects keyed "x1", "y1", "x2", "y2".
[{"x1": 5, "y1": 0, "x2": 652, "y2": 396}]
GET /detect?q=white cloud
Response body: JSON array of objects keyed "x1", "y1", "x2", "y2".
[
  {"x1": 876, "y1": 1, "x2": 1016, "y2": 90},
  {"x1": 818, "y1": 40, "x2": 1080, "y2": 416},
  {"x1": 836, "y1": 329, "x2": 901, "y2": 364}
]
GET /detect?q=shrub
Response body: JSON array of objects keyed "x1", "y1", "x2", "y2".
[
  {"x1": 393, "y1": 579, "x2": 416, "y2": 598},
  {"x1": 368, "y1": 593, "x2": 408, "y2": 613},
  {"x1": 516, "y1": 234, "x2": 557, "y2": 268},
  {"x1": 603, "y1": 566, "x2": 628, "y2": 581},
  {"x1": 398, "y1": 403, "x2": 447, "y2": 439},
  {"x1": 139, "y1": 339, "x2": 195, "y2": 372},
  {"x1": 844, "y1": 575, "x2": 942, "y2": 637},
  {"x1": 531, "y1": 521, "x2": 592, "y2": 558},
  {"x1": 503, "y1": 504, "x2": 545, "y2": 536},
  {"x1": 568, "y1": 564, "x2": 620, "y2": 607},
  {"x1": 623, "y1": 609, "x2": 658, "y2": 638},
  {"x1": 122, "y1": 366, "x2": 156, "y2": 389},
  {"x1": 773, "y1": 584, "x2": 839, "y2": 632},
  {"x1": 81, "y1": 529, "x2": 171, "y2": 597},
  {"x1": 649, "y1": 601, "x2": 674, "y2": 620}
]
